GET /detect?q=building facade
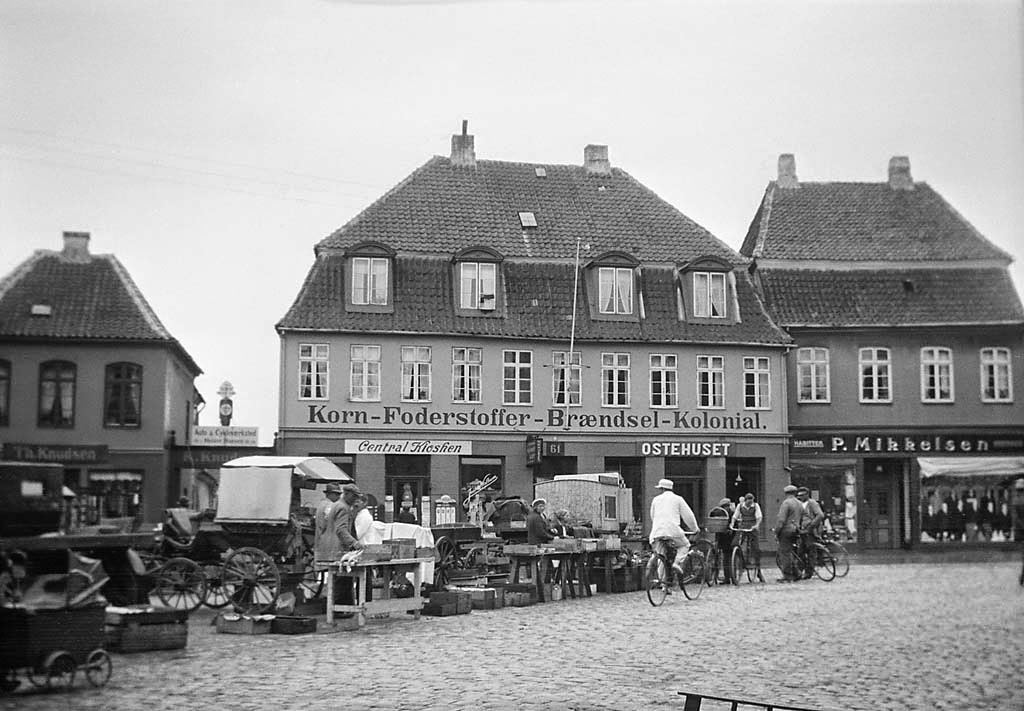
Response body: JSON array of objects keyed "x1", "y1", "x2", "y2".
[
  {"x1": 742, "y1": 155, "x2": 1024, "y2": 548},
  {"x1": 0, "y1": 232, "x2": 203, "y2": 524},
  {"x1": 277, "y1": 128, "x2": 792, "y2": 535}
]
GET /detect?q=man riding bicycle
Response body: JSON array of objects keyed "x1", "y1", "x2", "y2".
[
  {"x1": 648, "y1": 478, "x2": 700, "y2": 587},
  {"x1": 730, "y1": 492, "x2": 765, "y2": 583}
]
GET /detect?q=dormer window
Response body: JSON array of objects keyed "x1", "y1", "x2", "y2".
[
  {"x1": 693, "y1": 271, "x2": 726, "y2": 318},
  {"x1": 679, "y1": 256, "x2": 737, "y2": 323},
  {"x1": 599, "y1": 267, "x2": 633, "y2": 315},
  {"x1": 454, "y1": 246, "x2": 503, "y2": 316},
  {"x1": 585, "y1": 251, "x2": 640, "y2": 323},
  {"x1": 345, "y1": 242, "x2": 395, "y2": 313}
]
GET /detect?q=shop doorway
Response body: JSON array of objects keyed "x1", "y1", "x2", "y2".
[
  {"x1": 862, "y1": 460, "x2": 900, "y2": 548},
  {"x1": 665, "y1": 458, "x2": 706, "y2": 521},
  {"x1": 605, "y1": 457, "x2": 643, "y2": 528},
  {"x1": 385, "y1": 454, "x2": 430, "y2": 525}
]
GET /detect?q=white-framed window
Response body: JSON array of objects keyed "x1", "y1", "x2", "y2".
[
  {"x1": 649, "y1": 354, "x2": 677, "y2": 408},
  {"x1": 459, "y1": 262, "x2": 497, "y2": 311},
  {"x1": 980, "y1": 347, "x2": 1013, "y2": 402},
  {"x1": 743, "y1": 356, "x2": 771, "y2": 410},
  {"x1": 503, "y1": 350, "x2": 532, "y2": 405},
  {"x1": 351, "y1": 256, "x2": 389, "y2": 305},
  {"x1": 796, "y1": 347, "x2": 830, "y2": 403},
  {"x1": 920, "y1": 347, "x2": 954, "y2": 403},
  {"x1": 299, "y1": 343, "x2": 329, "y2": 400},
  {"x1": 349, "y1": 345, "x2": 381, "y2": 402},
  {"x1": 693, "y1": 271, "x2": 727, "y2": 318},
  {"x1": 552, "y1": 351, "x2": 581, "y2": 407},
  {"x1": 401, "y1": 346, "x2": 431, "y2": 402},
  {"x1": 602, "y1": 352, "x2": 630, "y2": 407},
  {"x1": 598, "y1": 267, "x2": 633, "y2": 315},
  {"x1": 859, "y1": 347, "x2": 892, "y2": 403},
  {"x1": 452, "y1": 347, "x2": 482, "y2": 403},
  {"x1": 697, "y1": 355, "x2": 725, "y2": 409}
]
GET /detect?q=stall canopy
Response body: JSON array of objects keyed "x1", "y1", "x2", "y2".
[
  {"x1": 220, "y1": 456, "x2": 353, "y2": 483},
  {"x1": 919, "y1": 457, "x2": 1024, "y2": 485}
]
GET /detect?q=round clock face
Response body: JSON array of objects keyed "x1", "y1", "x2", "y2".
[{"x1": 219, "y1": 402, "x2": 233, "y2": 416}]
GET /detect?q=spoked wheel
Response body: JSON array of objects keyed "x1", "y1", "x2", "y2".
[
  {"x1": 433, "y1": 536, "x2": 456, "y2": 589},
  {"x1": 730, "y1": 547, "x2": 749, "y2": 584},
  {"x1": 812, "y1": 545, "x2": 837, "y2": 582},
  {"x1": 222, "y1": 547, "x2": 281, "y2": 614},
  {"x1": 202, "y1": 563, "x2": 232, "y2": 608},
  {"x1": 827, "y1": 542, "x2": 850, "y2": 578},
  {"x1": 678, "y1": 550, "x2": 705, "y2": 600},
  {"x1": 297, "y1": 549, "x2": 325, "y2": 602},
  {"x1": 645, "y1": 554, "x2": 669, "y2": 607},
  {"x1": 690, "y1": 540, "x2": 716, "y2": 586},
  {"x1": 83, "y1": 649, "x2": 112, "y2": 688},
  {"x1": 44, "y1": 651, "x2": 76, "y2": 691},
  {"x1": 154, "y1": 557, "x2": 207, "y2": 612}
]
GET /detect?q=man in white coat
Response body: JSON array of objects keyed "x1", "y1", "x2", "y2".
[{"x1": 648, "y1": 478, "x2": 699, "y2": 580}]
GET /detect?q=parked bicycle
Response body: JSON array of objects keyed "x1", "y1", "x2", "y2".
[
  {"x1": 775, "y1": 536, "x2": 837, "y2": 582},
  {"x1": 820, "y1": 529, "x2": 850, "y2": 578},
  {"x1": 690, "y1": 532, "x2": 725, "y2": 586},
  {"x1": 646, "y1": 533, "x2": 706, "y2": 605},
  {"x1": 729, "y1": 526, "x2": 765, "y2": 584}
]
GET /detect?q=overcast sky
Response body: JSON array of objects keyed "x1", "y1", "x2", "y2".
[{"x1": 2, "y1": 0, "x2": 1022, "y2": 446}]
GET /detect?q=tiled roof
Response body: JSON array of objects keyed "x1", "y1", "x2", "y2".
[
  {"x1": 318, "y1": 156, "x2": 742, "y2": 264},
  {"x1": 756, "y1": 268, "x2": 1024, "y2": 327},
  {"x1": 0, "y1": 250, "x2": 201, "y2": 371},
  {"x1": 278, "y1": 254, "x2": 791, "y2": 346},
  {"x1": 741, "y1": 181, "x2": 1013, "y2": 262}
]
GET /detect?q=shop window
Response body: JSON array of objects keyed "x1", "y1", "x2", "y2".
[
  {"x1": 920, "y1": 479, "x2": 1015, "y2": 545},
  {"x1": 85, "y1": 471, "x2": 142, "y2": 526},
  {"x1": 859, "y1": 347, "x2": 892, "y2": 403},
  {"x1": 649, "y1": 354, "x2": 677, "y2": 408},
  {"x1": 725, "y1": 459, "x2": 763, "y2": 505},
  {"x1": 460, "y1": 456, "x2": 504, "y2": 498},
  {"x1": 791, "y1": 465, "x2": 856, "y2": 542},
  {"x1": 920, "y1": 347, "x2": 954, "y2": 403},
  {"x1": 38, "y1": 360, "x2": 76, "y2": 428},
  {"x1": 401, "y1": 346, "x2": 432, "y2": 402},
  {"x1": 452, "y1": 347, "x2": 482, "y2": 403},
  {"x1": 104, "y1": 362, "x2": 142, "y2": 428},
  {"x1": 697, "y1": 355, "x2": 724, "y2": 409},
  {"x1": 298, "y1": 344, "x2": 329, "y2": 400},
  {"x1": 980, "y1": 347, "x2": 1012, "y2": 402},
  {"x1": 552, "y1": 351, "x2": 581, "y2": 407},
  {"x1": 502, "y1": 350, "x2": 532, "y2": 405},
  {"x1": 350, "y1": 344, "x2": 381, "y2": 401},
  {"x1": 0, "y1": 359, "x2": 9, "y2": 426},
  {"x1": 796, "y1": 347, "x2": 830, "y2": 403}
]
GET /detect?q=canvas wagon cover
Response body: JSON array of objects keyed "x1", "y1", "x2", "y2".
[{"x1": 216, "y1": 456, "x2": 352, "y2": 523}]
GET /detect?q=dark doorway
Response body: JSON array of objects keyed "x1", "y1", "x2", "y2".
[
  {"x1": 385, "y1": 454, "x2": 430, "y2": 524},
  {"x1": 862, "y1": 460, "x2": 900, "y2": 548},
  {"x1": 665, "y1": 458, "x2": 706, "y2": 521},
  {"x1": 605, "y1": 457, "x2": 642, "y2": 527}
]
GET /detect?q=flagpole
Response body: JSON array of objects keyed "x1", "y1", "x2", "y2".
[{"x1": 565, "y1": 235, "x2": 582, "y2": 430}]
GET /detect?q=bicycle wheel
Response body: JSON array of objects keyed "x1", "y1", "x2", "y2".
[
  {"x1": 827, "y1": 541, "x2": 850, "y2": 578},
  {"x1": 811, "y1": 544, "x2": 837, "y2": 582},
  {"x1": 691, "y1": 540, "x2": 716, "y2": 586},
  {"x1": 646, "y1": 554, "x2": 669, "y2": 607},
  {"x1": 678, "y1": 550, "x2": 705, "y2": 600},
  {"x1": 730, "y1": 546, "x2": 749, "y2": 584}
]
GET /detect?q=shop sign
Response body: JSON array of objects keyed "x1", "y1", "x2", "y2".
[
  {"x1": 2, "y1": 443, "x2": 108, "y2": 464},
  {"x1": 190, "y1": 426, "x2": 259, "y2": 447},
  {"x1": 343, "y1": 439, "x2": 472, "y2": 455},
  {"x1": 637, "y1": 441, "x2": 733, "y2": 457},
  {"x1": 172, "y1": 447, "x2": 274, "y2": 468},
  {"x1": 305, "y1": 404, "x2": 766, "y2": 432},
  {"x1": 526, "y1": 435, "x2": 541, "y2": 466},
  {"x1": 791, "y1": 432, "x2": 1024, "y2": 455}
]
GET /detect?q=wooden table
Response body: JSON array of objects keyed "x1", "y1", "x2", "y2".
[
  {"x1": 584, "y1": 550, "x2": 619, "y2": 594},
  {"x1": 507, "y1": 550, "x2": 596, "y2": 602},
  {"x1": 325, "y1": 558, "x2": 426, "y2": 627}
]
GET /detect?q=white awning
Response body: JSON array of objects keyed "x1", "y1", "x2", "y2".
[{"x1": 918, "y1": 457, "x2": 1024, "y2": 478}]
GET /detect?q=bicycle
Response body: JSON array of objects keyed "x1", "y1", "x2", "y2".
[
  {"x1": 775, "y1": 536, "x2": 836, "y2": 582},
  {"x1": 690, "y1": 532, "x2": 722, "y2": 586},
  {"x1": 729, "y1": 526, "x2": 765, "y2": 584},
  {"x1": 645, "y1": 533, "x2": 706, "y2": 606},
  {"x1": 820, "y1": 529, "x2": 850, "y2": 578}
]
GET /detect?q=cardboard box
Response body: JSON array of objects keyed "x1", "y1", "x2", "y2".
[{"x1": 215, "y1": 614, "x2": 273, "y2": 635}]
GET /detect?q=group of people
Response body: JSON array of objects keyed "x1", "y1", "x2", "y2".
[
  {"x1": 313, "y1": 482, "x2": 382, "y2": 564},
  {"x1": 646, "y1": 473, "x2": 828, "y2": 586}
]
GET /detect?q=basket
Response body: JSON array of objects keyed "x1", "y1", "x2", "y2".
[{"x1": 704, "y1": 517, "x2": 731, "y2": 533}]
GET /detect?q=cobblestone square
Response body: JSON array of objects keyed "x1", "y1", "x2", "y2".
[{"x1": 2, "y1": 561, "x2": 1022, "y2": 711}]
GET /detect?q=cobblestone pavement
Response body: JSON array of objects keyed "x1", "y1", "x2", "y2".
[{"x1": 3, "y1": 562, "x2": 1022, "y2": 711}]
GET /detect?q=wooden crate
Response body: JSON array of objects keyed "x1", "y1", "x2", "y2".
[
  {"x1": 362, "y1": 543, "x2": 392, "y2": 561},
  {"x1": 384, "y1": 538, "x2": 417, "y2": 560},
  {"x1": 421, "y1": 602, "x2": 458, "y2": 617},
  {"x1": 104, "y1": 606, "x2": 188, "y2": 653}
]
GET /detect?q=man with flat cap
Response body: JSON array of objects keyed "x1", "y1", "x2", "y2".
[
  {"x1": 648, "y1": 478, "x2": 699, "y2": 584},
  {"x1": 775, "y1": 474, "x2": 803, "y2": 583},
  {"x1": 313, "y1": 483, "x2": 343, "y2": 564},
  {"x1": 326, "y1": 483, "x2": 365, "y2": 607}
]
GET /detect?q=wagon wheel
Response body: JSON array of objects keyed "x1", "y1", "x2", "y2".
[
  {"x1": 296, "y1": 548, "x2": 324, "y2": 602},
  {"x1": 83, "y1": 649, "x2": 112, "y2": 688},
  {"x1": 202, "y1": 563, "x2": 232, "y2": 608},
  {"x1": 433, "y1": 536, "x2": 456, "y2": 588},
  {"x1": 43, "y1": 651, "x2": 76, "y2": 691},
  {"x1": 153, "y1": 557, "x2": 207, "y2": 612},
  {"x1": 461, "y1": 546, "x2": 487, "y2": 569},
  {"x1": 222, "y1": 547, "x2": 280, "y2": 615}
]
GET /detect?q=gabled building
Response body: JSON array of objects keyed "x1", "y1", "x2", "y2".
[
  {"x1": 0, "y1": 232, "x2": 203, "y2": 524},
  {"x1": 742, "y1": 155, "x2": 1024, "y2": 548},
  {"x1": 277, "y1": 127, "x2": 792, "y2": 533}
]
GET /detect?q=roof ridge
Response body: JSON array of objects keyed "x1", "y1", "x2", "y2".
[
  {"x1": 103, "y1": 254, "x2": 172, "y2": 339},
  {"x1": 0, "y1": 250, "x2": 47, "y2": 302}
]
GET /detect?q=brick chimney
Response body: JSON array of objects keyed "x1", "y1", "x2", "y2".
[
  {"x1": 450, "y1": 119, "x2": 476, "y2": 167},
  {"x1": 584, "y1": 144, "x2": 611, "y2": 175},
  {"x1": 777, "y1": 154, "x2": 799, "y2": 189},
  {"x1": 888, "y1": 156, "x2": 913, "y2": 190},
  {"x1": 61, "y1": 231, "x2": 91, "y2": 262}
]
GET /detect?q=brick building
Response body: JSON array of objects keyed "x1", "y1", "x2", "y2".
[
  {"x1": 276, "y1": 127, "x2": 792, "y2": 535},
  {"x1": 742, "y1": 155, "x2": 1024, "y2": 548}
]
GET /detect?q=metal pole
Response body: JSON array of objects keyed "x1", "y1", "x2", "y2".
[{"x1": 565, "y1": 235, "x2": 582, "y2": 430}]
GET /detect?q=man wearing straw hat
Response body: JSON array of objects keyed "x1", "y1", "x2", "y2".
[{"x1": 648, "y1": 478, "x2": 699, "y2": 584}]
